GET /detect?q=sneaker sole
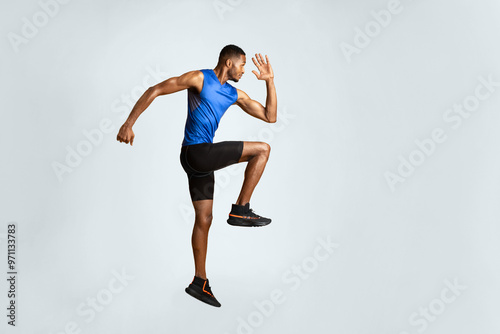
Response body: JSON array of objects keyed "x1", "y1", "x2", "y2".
[
  {"x1": 185, "y1": 287, "x2": 221, "y2": 307},
  {"x1": 227, "y1": 218, "x2": 271, "y2": 227}
]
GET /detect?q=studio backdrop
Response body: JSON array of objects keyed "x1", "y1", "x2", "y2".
[{"x1": 2, "y1": 0, "x2": 500, "y2": 333}]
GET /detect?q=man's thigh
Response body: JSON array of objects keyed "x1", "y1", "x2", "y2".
[
  {"x1": 186, "y1": 141, "x2": 244, "y2": 172},
  {"x1": 238, "y1": 141, "x2": 271, "y2": 162}
]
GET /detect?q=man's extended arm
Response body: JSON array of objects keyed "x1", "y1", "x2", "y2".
[
  {"x1": 236, "y1": 54, "x2": 277, "y2": 123},
  {"x1": 116, "y1": 70, "x2": 203, "y2": 145}
]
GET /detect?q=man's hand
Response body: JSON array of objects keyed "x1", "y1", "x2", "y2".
[
  {"x1": 252, "y1": 54, "x2": 274, "y2": 81},
  {"x1": 117, "y1": 123, "x2": 135, "y2": 146},
  {"x1": 236, "y1": 53, "x2": 277, "y2": 123}
]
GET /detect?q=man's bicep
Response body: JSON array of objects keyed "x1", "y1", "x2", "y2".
[
  {"x1": 153, "y1": 70, "x2": 203, "y2": 96},
  {"x1": 235, "y1": 89, "x2": 267, "y2": 119},
  {"x1": 235, "y1": 90, "x2": 252, "y2": 111},
  {"x1": 236, "y1": 89, "x2": 260, "y2": 109}
]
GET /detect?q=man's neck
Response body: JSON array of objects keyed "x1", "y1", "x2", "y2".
[{"x1": 213, "y1": 66, "x2": 229, "y2": 85}]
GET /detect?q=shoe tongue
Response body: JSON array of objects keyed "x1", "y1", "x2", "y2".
[{"x1": 244, "y1": 203, "x2": 250, "y2": 211}]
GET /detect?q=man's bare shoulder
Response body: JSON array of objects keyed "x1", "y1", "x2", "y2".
[
  {"x1": 179, "y1": 70, "x2": 204, "y2": 92},
  {"x1": 180, "y1": 70, "x2": 204, "y2": 81},
  {"x1": 234, "y1": 88, "x2": 250, "y2": 102},
  {"x1": 185, "y1": 70, "x2": 204, "y2": 78}
]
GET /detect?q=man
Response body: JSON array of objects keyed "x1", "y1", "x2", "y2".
[{"x1": 116, "y1": 44, "x2": 277, "y2": 307}]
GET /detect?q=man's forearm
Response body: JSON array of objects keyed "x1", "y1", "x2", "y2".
[
  {"x1": 123, "y1": 87, "x2": 157, "y2": 127},
  {"x1": 265, "y1": 78, "x2": 277, "y2": 123}
]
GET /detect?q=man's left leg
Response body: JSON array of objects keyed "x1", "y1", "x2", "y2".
[
  {"x1": 191, "y1": 199, "x2": 213, "y2": 280},
  {"x1": 180, "y1": 145, "x2": 224, "y2": 307},
  {"x1": 185, "y1": 198, "x2": 221, "y2": 307}
]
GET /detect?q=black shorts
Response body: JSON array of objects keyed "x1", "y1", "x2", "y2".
[{"x1": 180, "y1": 141, "x2": 244, "y2": 201}]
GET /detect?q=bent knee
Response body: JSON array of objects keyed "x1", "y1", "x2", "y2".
[{"x1": 259, "y1": 142, "x2": 271, "y2": 158}]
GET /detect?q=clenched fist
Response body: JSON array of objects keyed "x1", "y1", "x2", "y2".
[{"x1": 116, "y1": 123, "x2": 135, "y2": 146}]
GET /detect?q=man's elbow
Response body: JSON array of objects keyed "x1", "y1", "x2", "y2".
[
  {"x1": 147, "y1": 86, "x2": 160, "y2": 99},
  {"x1": 265, "y1": 110, "x2": 277, "y2": 123}
]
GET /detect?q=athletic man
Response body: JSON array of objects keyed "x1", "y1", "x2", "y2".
[{"x1": 116, "y1": 45, "x2": 277, "y2": 307}]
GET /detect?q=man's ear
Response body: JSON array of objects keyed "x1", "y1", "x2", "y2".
[{"x1": 225, "y1": 58, "x2": 232, "y2": 68}]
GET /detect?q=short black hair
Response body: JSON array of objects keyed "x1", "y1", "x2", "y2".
[{"x1": 218, "y1": 44, "x2": 245, "y2": 64}]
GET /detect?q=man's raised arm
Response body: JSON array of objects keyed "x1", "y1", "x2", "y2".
[
  {"x1": 116, "y1": 70, "x2": 203, "y2": 146},
  {"x1": 236, "y1": 54, "x2": 277, "y2": 123}
]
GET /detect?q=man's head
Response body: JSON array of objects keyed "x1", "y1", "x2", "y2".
[{"x1": 218, "y1": 44, "x2": 246, "y2": 82}]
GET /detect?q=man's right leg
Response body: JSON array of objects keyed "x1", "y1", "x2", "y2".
[
  {"x1": 227, "y1": 142, "x2": 272, "y2": 227},
  {"x1": 235, "y1": 141, "x2": 271, "y2": 206}
]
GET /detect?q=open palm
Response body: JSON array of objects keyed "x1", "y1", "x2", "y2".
[{"x1": 252, "y1": 54, "x2": 274, "y2": 81}]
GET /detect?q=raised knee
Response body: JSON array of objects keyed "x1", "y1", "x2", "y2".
[{"x1": 260, "y1": 142, "x2": 271, "y2": 158}]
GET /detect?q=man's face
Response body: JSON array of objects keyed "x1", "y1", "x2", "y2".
[{"x1": 229, "y1": 55, "x2": 246, "y2": 82}]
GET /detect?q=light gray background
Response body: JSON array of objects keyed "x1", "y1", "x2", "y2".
[{"x1": 2, "y1": 0, "x2": 500, "y2": 333}]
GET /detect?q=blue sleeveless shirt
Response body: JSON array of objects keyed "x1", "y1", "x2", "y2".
[{"x1": 182, "y1": 69, "x2": 238, "y2": 146}]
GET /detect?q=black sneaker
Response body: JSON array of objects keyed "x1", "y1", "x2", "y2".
[
  {"x1": 227, "y1": 203, "x2": 272, "y2": 227},
  {"x1": 185, "y1": 276, "x2": 221, "y2": 307}
]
